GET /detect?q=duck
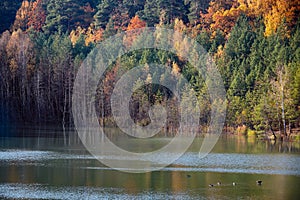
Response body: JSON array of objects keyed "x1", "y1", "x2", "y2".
[
  {"x1": 186, "y1": 174, "x2": 191, "y2": 178},
  {"x1": 209, "y1": 184, "x2": 214, "y2": 187},
  {"x1": 256, "y1": 180, "x2": 262, "y2": 185},
  {"x1": 217, "y1": 181, "x2": 221, "y2": 186},
  {"x1": 232, "y1": 182, "x2": 237, "y2": 186}
]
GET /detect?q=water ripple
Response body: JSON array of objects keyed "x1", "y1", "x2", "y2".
[
  {"x1": 0, "y1": 183, "x2": 194, "y2": 200},
  {"x1": 0, "y1": 150, "x2": 299, "y2": 176}
]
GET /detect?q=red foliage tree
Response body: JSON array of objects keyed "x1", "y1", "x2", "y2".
[
  {"x1": 123, "y1": 15, "x2": 146, "y2": 47},
  {"x1": 27, "y1": 0, "x2": 46, "y2": 31}
]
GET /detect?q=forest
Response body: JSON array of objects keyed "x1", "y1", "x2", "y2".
[{"x1": 0, "y1": 0, "x2": 299, "y2": 140}]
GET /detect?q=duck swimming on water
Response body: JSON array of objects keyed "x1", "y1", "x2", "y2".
[{"x1": 256, "y1": 180, "x2": 262, "y2": 185}]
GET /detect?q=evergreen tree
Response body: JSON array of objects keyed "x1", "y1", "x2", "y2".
[
  {"x1": 248, "y1": 23, "x2": 267, "y2": 86},
  {"x1": 157, "y1": 0, "x2": 187, "y2": 24},
  {"x1": 123, "y1": 0, "x2": 145, "y2": 18},
  {"x1": 94, "y1": 0, "x2": 116, "y2": 29},
  {"x1": 209, "y1": 29, "x2": 225, "y2": 53},
  {"x1": 139, "y1": 0, "x2": 160, "y2": 26},
  {"x1": 102, "y1": 17, "x2": 117, "y2": 38},
  {"x1": 227, "y1": 62, "x2": 247, "y2": 98},
  {"x1": 43, "y1": 0, "x2": 82, "y2": 34},
  {"x1": 225, "y1": 15, "x2": 255, "y2": 59},
  {"x1": 186, "y1": 0, "x2": 211, "y2": 25},
  {"x1": 196, "y1": 31, "x2": 211, "y2": 51}
]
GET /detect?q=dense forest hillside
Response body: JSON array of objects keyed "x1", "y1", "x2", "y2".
[{"x1": 0, "y1": 0, "x2": 299, "y2": 140}]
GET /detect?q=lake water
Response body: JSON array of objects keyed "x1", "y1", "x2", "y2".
[{"x1": 0, "y1": 129, "x2": 300, "y2": 199}]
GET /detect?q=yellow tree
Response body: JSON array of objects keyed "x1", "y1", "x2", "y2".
[
  {"x1": 12, "y1": 0, "x2": 33, "y2": 31},
  {"x1": 263, "y1": 0, "x2": 300, "y2": 37},
  {"x1": 238, "y1": 0, "x2": 300, "y2": 36},
  {"x1": 85, "y1": 26, "x2": 103, "y2": 45},
  {"x1": 6, "y1": 29, "x2": 35, "y2": 118},
  {"x1": 199, "y1": 0, "x2": 300, "y2": 37}
]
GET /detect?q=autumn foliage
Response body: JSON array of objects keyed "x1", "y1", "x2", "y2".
[
  {"x1": 1, "y1": 0, "x2": 300, "y2": 135},
  {"x1": 27, "y1": 0, "x2": 46, "y2": 31},
  {"x1": 12, "y1": 0, "x2": 32, "y2": 30},
  {"x1": 200, "y1": 0, "x2": 300, "y2": 37},
  {"x1": 70, "y1": 25, "x2": 103, "y2": 46},
  {"x1": 123, "y1": 15, "x2": 146, "y2": 47}
]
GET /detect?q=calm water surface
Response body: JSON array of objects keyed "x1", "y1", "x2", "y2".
[{"x1": 0, "y1": 128, "x2": 300, "y2": 199}]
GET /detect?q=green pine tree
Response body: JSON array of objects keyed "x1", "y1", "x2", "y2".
[
  {"x1": 139, "y1": 0, "x2": 160, "y2": 26},
  {"x1": 43, "y1": 0, "x2": 81, "y2": 34},
  {"x1": 158, "y1": 0, "x2": 187, "y2": 24},
  {"x1": 93, "y1": 0, "x2": 116, "y2": 29}
]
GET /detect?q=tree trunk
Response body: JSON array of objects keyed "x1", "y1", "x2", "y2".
[
  {"x1": 279, "y1": 69, "x2": 287, "y2": 139},
  {"x1": 268, "y1": 122, "x2": 277, "y2": 140}
]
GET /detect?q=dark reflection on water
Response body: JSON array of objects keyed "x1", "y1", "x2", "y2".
[{"x1": 0, "y1": 131, "x2": 300, "y2": 199}]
